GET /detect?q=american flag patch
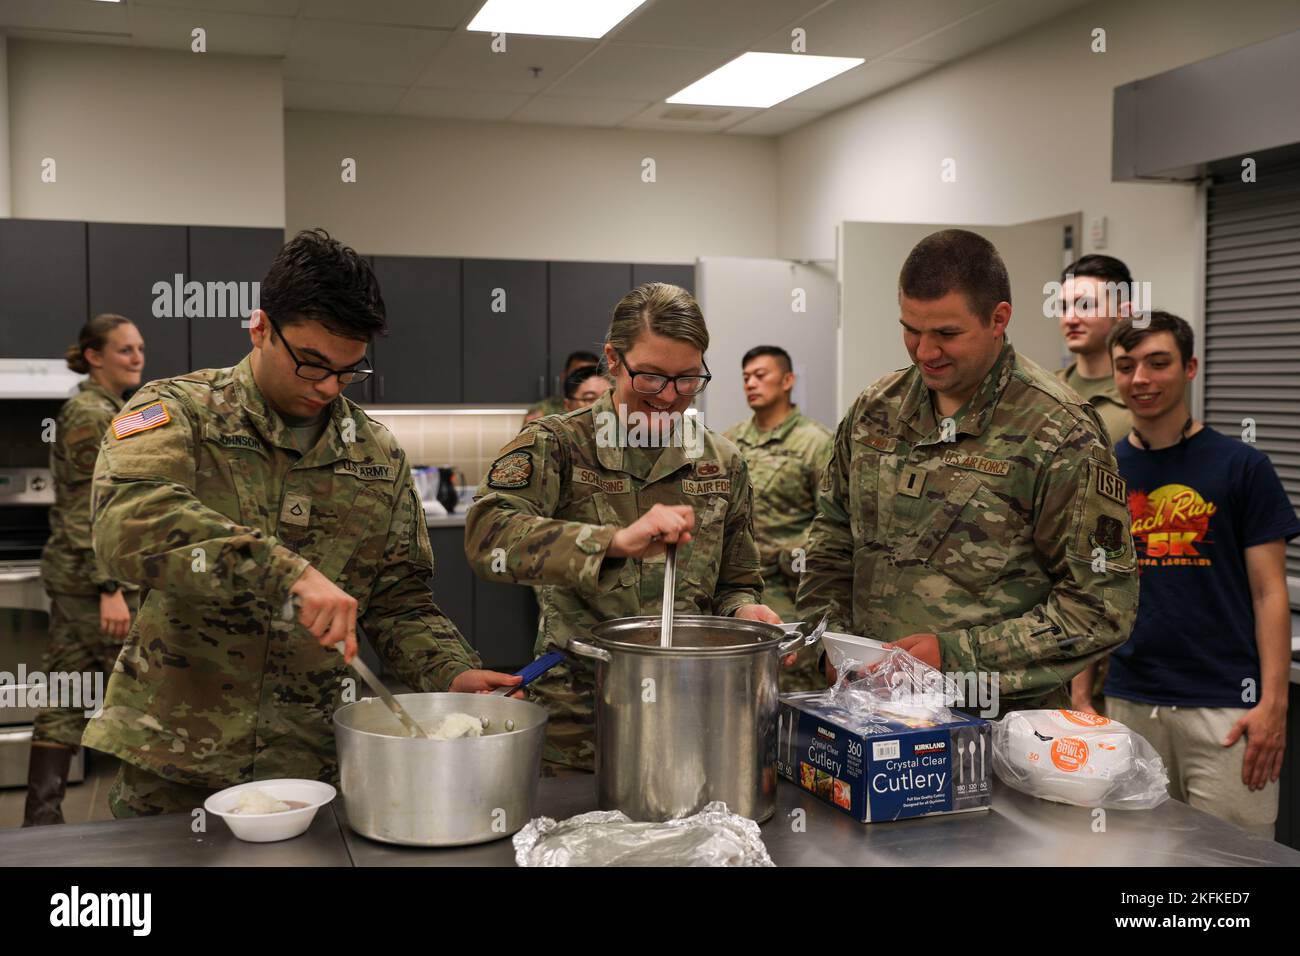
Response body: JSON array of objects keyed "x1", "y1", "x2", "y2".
[{"x1": 111, "y1": 401, "x2": 171, "y2": 439}]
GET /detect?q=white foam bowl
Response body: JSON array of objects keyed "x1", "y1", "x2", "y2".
[
  {"x1": 820, "y1": 630, "x2": 889, "y2": 673},
  {"x1": 203, "y1": 779, "x2": 337, "y2": 843}
]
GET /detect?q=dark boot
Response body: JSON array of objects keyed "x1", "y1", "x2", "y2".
[{"x1": 22, "y1": 743, "x2": 75, "y2": 827}]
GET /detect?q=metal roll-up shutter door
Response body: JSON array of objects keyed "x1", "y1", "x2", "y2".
[{"x1": 1204, "y1": 160, "x2": 1300, "y2": 578}]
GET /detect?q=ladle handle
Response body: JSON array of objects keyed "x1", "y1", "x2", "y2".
[{"x1": 659, "y1": 542, "x2": 676, "y2": 648}]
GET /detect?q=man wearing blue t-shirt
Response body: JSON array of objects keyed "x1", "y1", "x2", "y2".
[{"x1": 1072, "y1": 312, "x2": 1297, "y2": 837}]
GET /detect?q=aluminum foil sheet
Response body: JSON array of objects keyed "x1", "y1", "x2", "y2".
[{"x1": 512, "y1": 801, "x2": 775, "y2": 867}]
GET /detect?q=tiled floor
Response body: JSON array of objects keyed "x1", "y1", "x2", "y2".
[{"x1": 0, "y1": 751, "x2": 118, "y2": 831}]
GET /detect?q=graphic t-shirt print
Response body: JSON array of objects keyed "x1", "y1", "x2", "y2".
[{"x1": 1128, "y1": 483, "x2": 1216, "y2": 569}]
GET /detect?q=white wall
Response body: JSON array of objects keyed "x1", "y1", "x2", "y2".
[
  {"x1": 284, "y1": 110, "x2": 778, "y2": 262},
  {"x1": 778, "y1": 0, "x2": 1300, "y2": 348},
  {"x1": 7, "y1": 40, "x2": 284, "y2": 227}
]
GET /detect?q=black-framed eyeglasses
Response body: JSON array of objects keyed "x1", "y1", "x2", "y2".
[
  {"x1": 266, "y1": 314, "x2": 374, "y2": 384},
  {"x1": 614, "y1": 350, "x2": 711, "y2": 396}
]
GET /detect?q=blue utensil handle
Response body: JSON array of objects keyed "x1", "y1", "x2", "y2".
[{"x1": 514, "y1": 651, "x2": 565, "y2": 687}]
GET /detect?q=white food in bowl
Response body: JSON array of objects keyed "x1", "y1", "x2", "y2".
[
  {"x1": 204, "y1": 779, "x2": 337, "y2": 843},
  {"x1": 429, "y1": 712, "x2": 484, "y2": 740}
]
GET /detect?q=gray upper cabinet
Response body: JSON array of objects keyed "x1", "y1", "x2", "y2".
[
  {"x1": 547, "y1": 262, "x2": 630, "y2": 395},
  {"x1": 0, "y1": 219, "x2": 88, "y2": 360},
  {"x1": 88, "y1": 223, "x2": 190, "y2": 382},
  {"x1": 462, "y1": 259, "x2": 548, "y2": 405},
  {"x1": 632, "y1": 263, "x2": 695, "y2": 295},
  {"x1": 187, "y1": 226, "x2": 284, "y2": 375},
  {"x1": 370, "y1": 256, "x2": 461, "y2": 404}
]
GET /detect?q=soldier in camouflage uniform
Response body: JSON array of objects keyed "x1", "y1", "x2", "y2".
[
  {"x1": 24, "y1": 315, "x2": 144, "y2": 826},
  {"x1": 83, "y1": 231, "x2": 520, "y2": 817},
  {"x1": 466, "y1": 283, "x2": 782, "y2": 772},
  {"x1": 524, "y1": 350, "x2": 600, "y2": 423},
  {"x1": 798, "y1": 231, "x2": 1138, "y2": 716},
  {"x1": 724, "y1": 346, "x2": 832, "y2": 691}
]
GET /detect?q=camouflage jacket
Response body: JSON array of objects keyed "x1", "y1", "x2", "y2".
[
  {"x1": 724, "y1": 407, "x2": 833, "y2": 585},
  {"x1": 41, "y1": 381, "x2": 127, "y2": 596},
  {"x1": 464, "y1": 390, "x2": 763, "y2": 653},
  {"x1": 83, "y1": 356, "x2": 479, "y2": 787},
  {"x1": 1056, "y1": 362, "x2": 1131, "y2": 448},
  {"x1": 798, "y1": 341, "x2": 1138, "y2": 713},
  {"x1": 526, "y1": 394, "x2": 566, "y2": 420}
]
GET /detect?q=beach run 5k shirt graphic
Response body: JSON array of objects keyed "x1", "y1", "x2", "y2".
[{"x1": 1105, "y1": 427, "x2": 1300, "y2": 708}]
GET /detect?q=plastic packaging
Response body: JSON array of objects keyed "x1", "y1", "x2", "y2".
[
  {"x1": 825, "y1": 646, "x2": 963, "y2": 724},
  {"x1": 512, "y1": 801, "x2": 775, "y2": 867},
  {"x1": 992, "y1": 709, "x2": 1170, "y2": 810}
]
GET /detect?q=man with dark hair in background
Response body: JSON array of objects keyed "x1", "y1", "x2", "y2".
[
  {"x1": 1055, "y1": 253, "x2": 1136, "y2": 713},
  {"x1": 526, "y1": 350, "x2": 600, "y2": 422},
  {"x1": 562, "y1": 364, "x2": 611, "y2": 412},
  {"x1": 86, "y1": 229, "x2": 521, "y2": 816},
  {"x1": 724, "y1": 346, "x2": 831, "y2": 691},
  {"x1": 799, "y1": 229, "x2": 1137, "y2": 715},
  {"x1": 1077, "y1": 311, "x2": 1296, "y2": 837},
  {"x1": 1055, "y1": 254, "x2": 1135, "y2": 446}
]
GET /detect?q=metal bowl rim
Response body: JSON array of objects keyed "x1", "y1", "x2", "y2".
[{"x1": 332, "y1": 691, "x2": 549, "y2": 739}]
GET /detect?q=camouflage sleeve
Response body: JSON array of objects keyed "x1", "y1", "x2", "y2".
[
  {"x1": 364, "y1": 460, "x2": 480, "y2": 691},
  {"x1": 935, "y1": 423, "x2": 1138, "y2": 694},
  {"x1": 92, "y1": 383, "x2": 311, "y2": 600},
  {"x1": 713, "y1": 454, "x2": 763, "y2": 617},
  {"x1": 780, "y1": 426, "x2": 836, "y2": 579},
  {"x1": 796, "y1": 413, "x2": 857, "y2": 633},
  {"x1": 463, "y1": 425, "x2": 626, "y2": 595},
  {"x1": 59, "y1": 400, "x2": 116, "y2": 588}
]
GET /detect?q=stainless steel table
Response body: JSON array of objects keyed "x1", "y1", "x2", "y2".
[
  {"x1": 0, "y1": 800, "x2": 352, "y2": 867},
  {"x1": 338, "y1": 777, "x2": 1300, "y2": 867},
  {"x1": 4, "y1": 777, "x2": 1298, "y2": 866}
]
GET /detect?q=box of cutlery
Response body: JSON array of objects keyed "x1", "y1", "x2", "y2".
[{"x1": 777, "y1": 692, "x2": 992, "y2": 823}]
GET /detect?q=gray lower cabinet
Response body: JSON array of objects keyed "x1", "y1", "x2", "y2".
[
  {"x1": 1279, "y1": 681, "x2": 1299, "y2": 849},
  {"x1": 462, "y1": 259, "x2": 548, "y2": 405},
  {"x1": 187, "y1": 225, "x2": 285, "y2": 373},
  {"x1": 426, "y1": 524, "x2": 536, "y2": 672},
  {"x1": 426, "y1": 524, "x2": 476, "y2": 647},
  {"x1": 87, "y1": 222, "x2": 190, "y2": 381},
  {"x1": 0, "y1": 219, "x2": 88, "y2": 360}
]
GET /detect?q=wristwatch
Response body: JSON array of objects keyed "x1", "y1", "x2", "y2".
[{"x1": 97, "y1": 580, "x2": 121, "y2": 595}]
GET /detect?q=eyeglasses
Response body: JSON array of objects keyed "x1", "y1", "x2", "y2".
[
  {"x1": 266, "y1": 314, "x2": 374, "y2": 384},
  {"x1": 614, "y1": 350, "x2": 711, "y2": 396}
]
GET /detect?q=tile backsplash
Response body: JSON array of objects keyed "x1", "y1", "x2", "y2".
[{"x1": 365, "y1": 409, "x2": 527, "y2": 488}]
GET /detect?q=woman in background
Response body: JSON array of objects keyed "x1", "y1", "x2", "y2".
[{"x1": 23, "y1": 314, "x2": 145, "y2": 826}]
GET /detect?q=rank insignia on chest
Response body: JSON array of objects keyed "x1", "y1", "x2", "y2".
[
  {"x1": 694, "y1": 460, "x2": 723, "y2": 478},
  {"x1": 489, "y1": 451, "x2": 533, "y2": 489},
  {"x1": 111, "y1": 401, "x2": 171, "y2": 439},
  {"x1": 280, "y1": 492, "x2": 312, "y2": 528},
  {"x1": 857, "y1": 434, "x2": 897, "y2": 453}
]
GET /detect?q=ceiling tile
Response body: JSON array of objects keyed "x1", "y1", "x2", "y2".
[
  {"x1": 284, "y1": 78, "x2": 408, "y2": 113},
  {"x1": 620, "y1": 101, "x2": 761, "y2": 133},
  {"x1": 752, "y1": 0, "x2": 995, "y2": 59},
  {"x1": 724, "y1": 107, "x2": 824, "y2": 136},
  {"x1": 130, "y1": 4, "x2": 295, "y2": 56},
  {"x1": 133, "y1": 0, "x2": 305, "y2": 15},
  {"x1": 395, "y1": 87, "x2": 532, "y2": 121},
  {"x1": 416, "y1": 31, "x2": 597, "y2": 93},
  {"x1": 897, "y1": 0, "x2": 1087, "y2": 62},
  {"x1": 548, "y1": 43, "x2": 732, "y2": 101},
  {"x1": 298, "y1": 0, "x2": 481, "y2": 30},
  {"x1": 0, "y1": 0, "x2": 129, "y2": 35},
  {"x1": 512, "y1": 95, "x2": 649, "y2": 127},
  {"x1": 609, "y1": 0, "x2": 822, "y2": 52},
  {"x1": 285, "y1": 18, "x2": 450, "y2": 86},
  {"x1": 775, "y1": 56, "x2": 937, "y2": 111}
]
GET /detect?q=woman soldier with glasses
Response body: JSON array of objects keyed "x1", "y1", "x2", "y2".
[{"x1": 465, "y1": 282, "x2": 786, "y2": 775}]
